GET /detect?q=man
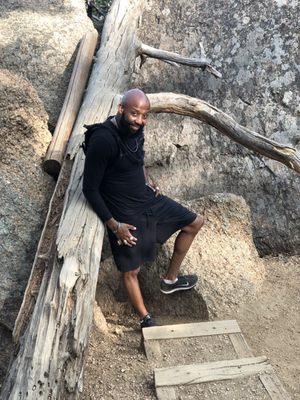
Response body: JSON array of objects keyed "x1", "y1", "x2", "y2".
[{"x1": 83, "y1": 88, "x2": 204, "y2": 328}]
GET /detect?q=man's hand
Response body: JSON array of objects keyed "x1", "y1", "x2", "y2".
[
  {"x1": 144, "y1": 167, "x2": 161, "y2": 197},
  {"x1": 116, "y1": 223, "x2": 137, "y2": 247},
  {"x1": 147, "y1": 179, "x2": 161, "y2": 197},
  {"x1": 106, "y1": 218, "x2": 137, "y2": 247},
  {"x1": 148, "y1": 181, "x2": 161, "y2": 197}
]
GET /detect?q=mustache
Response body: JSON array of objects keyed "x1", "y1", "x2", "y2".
[{"x1": 118, "y1": 113, "x2": 144, "y2": 136}]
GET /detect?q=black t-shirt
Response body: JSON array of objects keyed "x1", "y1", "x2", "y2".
[{"x1": 82, "y1": 117, "x2": 160, "y2": 222}]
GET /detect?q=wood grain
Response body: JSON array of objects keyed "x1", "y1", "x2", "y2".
[
  {"x1": 143, "y1": 320, "x2": 241, "y2": 341},
  {"x1": 155, "y1": 356, "x2": 272, "y2": 387}
]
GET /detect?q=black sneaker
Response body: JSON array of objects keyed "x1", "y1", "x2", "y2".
[
  {"x1": 140, "y1": 314, "x2": 156, "y2": 328},
  {"x1": 160, "y1": 275, "x2": 198, "y2": 294}
]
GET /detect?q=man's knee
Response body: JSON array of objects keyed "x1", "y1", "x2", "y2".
[
  {"x1": 123, "y1": 267, "x2": 140, "y2": 280},
  {"x1": 184, "y1": 214, "x2": 204, "y2": 234}
]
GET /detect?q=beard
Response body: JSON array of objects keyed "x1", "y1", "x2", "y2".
[{"x1": 117, "y1": 112, "x2": 144, "y2": 137}]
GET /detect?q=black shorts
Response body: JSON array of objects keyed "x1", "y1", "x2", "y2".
[{"x1": 107, "y1": 195, "x2": 197, "y2": 272}]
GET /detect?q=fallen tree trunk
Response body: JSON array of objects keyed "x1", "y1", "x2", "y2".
[
  {"x1": 1, "y1": 1, "x2": 146, "y2": 398},
  {"x1": 43, "y1": 30, "x2": 98, "y2": 178}
]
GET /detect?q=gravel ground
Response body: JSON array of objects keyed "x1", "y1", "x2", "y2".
[{"x1": 82, "y1": 255, "x2": 300, "y2": 399}]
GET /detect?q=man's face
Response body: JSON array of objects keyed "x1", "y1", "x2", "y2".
[{"x1": 118, "y1": 103, "x2": 150, "y2": 134}]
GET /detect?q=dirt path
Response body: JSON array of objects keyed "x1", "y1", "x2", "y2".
[
  {"x1": 82, "y1": 255, "x2": 300, "y2": 399},
  {"x1": 237, "y1": 255, "x2": 300, "y2": 399}
]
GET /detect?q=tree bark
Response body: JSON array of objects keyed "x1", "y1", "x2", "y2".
[
  {"x1": 148, "y1": 93, "x2": 300, "y2": 173},
  {"x1": 43, "y1": 30, "x2": 98, "y2": 179}
]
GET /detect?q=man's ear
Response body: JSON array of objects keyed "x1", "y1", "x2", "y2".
[{"x1": 117, "y1": 104, "x2": 123, "y2": 114}]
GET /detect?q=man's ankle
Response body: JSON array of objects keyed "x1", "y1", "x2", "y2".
[{"x1": 163, "y1": 276, "x2": 178, "y2": 284}]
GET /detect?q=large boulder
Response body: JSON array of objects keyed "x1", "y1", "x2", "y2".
[
  {"x1": 0, "y1": 0, "x2": 94, "y2": 128},
  {"x1": 96, "y1": 193, "x2": 265, "y2": 319},
  {"x1": 0, "y1": 69, "x2": 54, "y2": 329},
  {"x1": 135, "y1": 0, "x2": 300, "y2": 255}
]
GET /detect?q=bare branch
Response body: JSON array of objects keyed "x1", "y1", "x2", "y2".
[
  {"x1": 148, "y1": 93, "x2": 300, "y2": 174},
  {"x1": 138, "y1": 43, "x2": 222, "y2": 78}
]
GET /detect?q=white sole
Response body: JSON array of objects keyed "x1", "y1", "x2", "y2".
[{"x1": 160, "y1": 283, "x2": 197, "y2": 294}]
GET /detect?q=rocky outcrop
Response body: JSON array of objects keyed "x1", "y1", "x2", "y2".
[
  {"x1": 135, "y1": 0, "x2": 300, "y2": 255},
  {"x1": 97, "y1": 193, "x2": 265, "y2": 319},
  {"x1": 0, "y1": 0, "x2": 94, "y2": 129},
  {"x1": 0, "y1": 70, "x2": 54, "y2": 329}
]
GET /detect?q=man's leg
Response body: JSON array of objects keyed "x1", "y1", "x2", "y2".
[
  {"x1": 123, "y1": 267, "x2": 148, "y2": 318},
  {"x1": 165, "y1": 215, "x2": 204, "y2": 281}
]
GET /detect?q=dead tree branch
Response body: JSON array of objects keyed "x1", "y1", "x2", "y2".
[
  {"x1": 138, "y1": 43, "x2": 222, "y2": 78},
  {"x1": 148, "y1": 92, "x2": 300, "y2": 173}
]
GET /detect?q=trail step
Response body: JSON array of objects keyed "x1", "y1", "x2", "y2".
[{"x1": 142, "y1": 319, "x2": 291, "y2": 400}]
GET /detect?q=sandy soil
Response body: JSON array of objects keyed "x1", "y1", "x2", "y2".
[
  {"x1": 237, "y1": 255, "x2": 300, "y2": 399},
  {"x1": 82, "y1": 255, "x2": 300, "y2": 399}
]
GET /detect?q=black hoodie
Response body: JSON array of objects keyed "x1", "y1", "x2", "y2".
[{"x1": 82, "y1": 117, "x2": 160, "y2": 222}]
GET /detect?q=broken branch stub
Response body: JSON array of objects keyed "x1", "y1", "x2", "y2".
[
  {"x1": 138, "y1": 42, "x2": 222, "y2": 78},
  {"x1": 148, "y1": 92, "x2": 300, "y2": 174}
]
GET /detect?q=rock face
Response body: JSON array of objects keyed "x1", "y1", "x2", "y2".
[
  {"x1": 0, "y1": 0, "x2": 94, "y2": 129},
  {"x1": 0, "y1": 70, "x2": 54, "y2": 329},
  {"x1": 135, "y1": 0, "x2": 300, "y2": 255},
  {"x1": 97, "y1": 193, "x2": 265, "y2": 318}
]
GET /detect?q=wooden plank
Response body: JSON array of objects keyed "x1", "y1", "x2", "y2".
[
  {"x1": 156, "y1": 387, "x2": 177, "y2": 400},
  {"x1": 143, "y1": 320, "x2": 240, "y2": 341},
  {"x1": 229, "y1": 332, "x2": 253, "y2": 357},
  {"x1": 260, "y1": 371, "x2": 292, "y2": 400},
  {"x1": 155, "y1": 356, "x2": 272, "y2": 387},
  {"x1": 143, "y1": 339, "x2": 162, "y2": 362}
]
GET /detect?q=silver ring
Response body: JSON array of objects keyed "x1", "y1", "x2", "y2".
[{"x1": 117, "y1": 239, "x2": 122, "y2": 246}]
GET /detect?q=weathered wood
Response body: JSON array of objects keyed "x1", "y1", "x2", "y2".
[
  {"x1": 12, "y1": 160, "x2": 73, "y2": 344},
  {"x1": 0, "y1": 1, "x2": 145, "y2": 398},
  {"x1": 155, "y1": 356, "x2": 272, "y2": 387},
  {"x1": 229, "y1": 332, "x2": 253, "y2": 358},
  {"x1": 143, "y1": 338, "x2": 162, "y2": 362},
  {"x1": 43, "y1": 30, "x2": 98, "y2": 178},
  {"x1": 148, "y1": 93, "x2": 300, "y2": 174},
  {"x1": 260, "y1": 371, "x2": 292, "y2": 400},
  {"x1": 142, "y1": 320, "x2": 241, "y2": 341},
  {"x1": 138, "y1": 43, "x2": 222, "y2": 78},
  {"x1": 156, "y1": 387, "x2": 177, "y2": 400}
]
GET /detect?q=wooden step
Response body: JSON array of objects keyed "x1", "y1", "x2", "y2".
[{"x1": 142, "y1": 319, "x2": 291, "y2": 400}]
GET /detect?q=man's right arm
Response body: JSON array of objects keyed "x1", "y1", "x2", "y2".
[
  {"x1": 82, "y1": 133, "x2": 116, "y2": 226},
  {"x1": 82, "y1": 131, "x2": 138, "y2": 245}
]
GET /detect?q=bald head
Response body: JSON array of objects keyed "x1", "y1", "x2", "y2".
[
  {"x1": 121, "y1": 88, "x2": 150, "y2": 109},
  {"x1": 117, "y1": 88, "x2": 150, "y2": 134}
]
